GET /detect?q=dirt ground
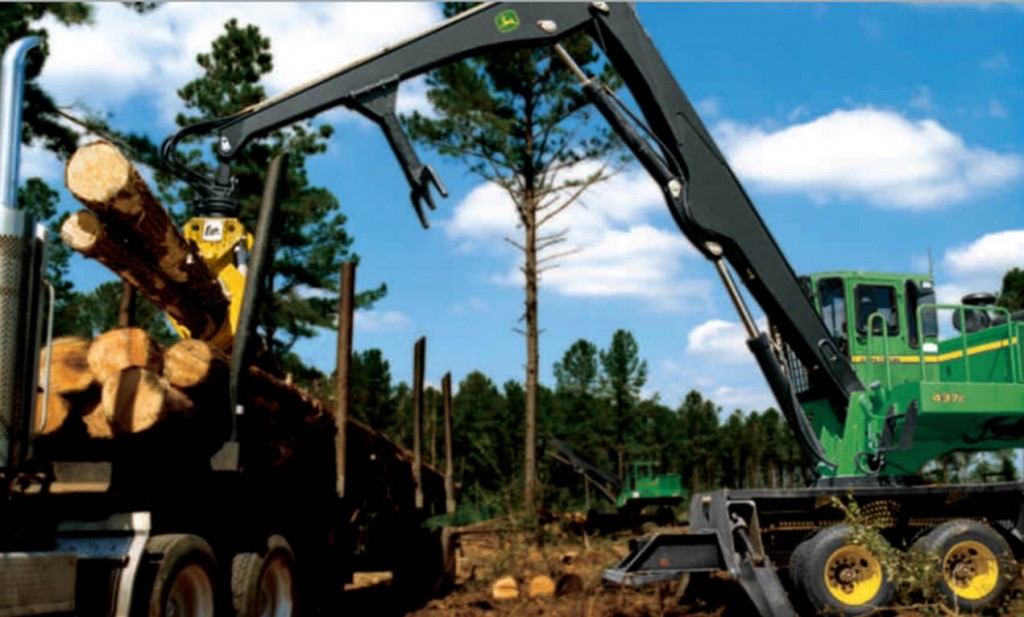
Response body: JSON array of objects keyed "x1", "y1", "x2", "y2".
[{"x1": 343, "y1": 524, "x2": 1024, "y2": 617}]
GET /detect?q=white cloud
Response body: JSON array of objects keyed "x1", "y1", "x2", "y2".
[
  {"x1": 445, "y1": 162, "x2": 709, "y2": 309},
  {"x1": 988, "y1": 99, "x2": 1008, "y2": 119},
  {"x1": 698, "y1": 97, "x2": 720, "y2": 118},
  {"x1": 714, "y1": 108, "x2": 1024, "y2": 210},
  {"x1": 355, "y1": 309, "x2": 411, "y2": 334},
  {"x1": 909, "y1": 86, "x2": 938, "y2": 115},
  {"x1": 980, "y1": 52, "x2": 1010, "y2": 71},
  {"x1": 38, "y1": 3, "x2": 443, "y2": 126},
  {"x1": 933, "y1": 230, "x2": 1023, "y2": 304},
  {"x1": 452, "y1": 297, "x2": 488, "y2": 315},
  {"x1": 710, "y1": 386, "x2": 775, "y2": 413},
  {"x1": 18, "y1": 143, "x2": 63, "y2": 184},
  {"x1": 685, "y1": 317, "x2": 770, "y2": 365}
]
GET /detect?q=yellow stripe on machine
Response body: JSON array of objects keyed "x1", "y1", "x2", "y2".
[{"x1": 851, "y1": 337, "x2": 1018, "y2": 364}]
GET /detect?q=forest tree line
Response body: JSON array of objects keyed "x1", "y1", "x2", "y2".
[{"x1": 325, "y1": 320, "x2": 1022, "y2": 514}]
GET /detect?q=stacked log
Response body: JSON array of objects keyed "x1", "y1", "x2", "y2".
[
  {"x1": 33, "y1": 330, "x2": 326, "y2": 445},
  {"x1": 63, "y1": 141, "x2": 229, "y2": 342}
]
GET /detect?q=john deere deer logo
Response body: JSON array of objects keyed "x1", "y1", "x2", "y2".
[{"x1": 495, "y1": 10, "x2": 520, "y2": 33}]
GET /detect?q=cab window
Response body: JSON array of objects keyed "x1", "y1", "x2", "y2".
[
  {"x1": 906, "y1": 281, "x2": 938, "y2": 348},
  {"x1": 856, "y1": 285, "x2": 898, "y2": 336},
  {"x1": 817, "y1": 278, "x2": 848, "y2": 347}
]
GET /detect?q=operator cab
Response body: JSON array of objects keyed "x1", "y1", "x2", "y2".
[{"x1": 808, "y1": 272, "x2": 937, "y2": 356}]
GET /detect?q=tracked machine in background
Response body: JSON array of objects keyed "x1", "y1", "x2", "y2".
[
  {"x1": 2, "y1": 3, "x2": 1022, "y2": 616},
  {"x1": 543, "y1": 436, "x2": 685, "y2": 533}
]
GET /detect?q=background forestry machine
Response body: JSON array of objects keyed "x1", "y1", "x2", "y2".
[
  {"x1": 155, "y1": 3, "x2": 1024, "y2": 614},
  {"x1": 2, "y1": 3, "x2": 1021, "y2": 617}
]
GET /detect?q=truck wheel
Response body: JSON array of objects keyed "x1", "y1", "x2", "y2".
[
  {"x1": 912, "y1": 519, "x2": 1013, "y2": 612},
  {"x1": 136, "y1": 534, "x2": 218, "y2": 617},
  {"x1": 232, "y1": 536, "x2": 297, "y2": 617},
  {"x1": 392, "y1": 527, "x2": 454, "y2": 607},
  {"x1": 789, "y1": 524, "x2": 893, "y2": 615}
]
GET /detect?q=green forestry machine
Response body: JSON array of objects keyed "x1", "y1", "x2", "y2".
[
  {"x1": 543, "y1": 435, "x2": 685, "y2": 532},
  {"x1": 151, "y1": 3, "x2": 1024, "y2": 614},
  {"x1": 1, "y1": 2, "x2": 1020, "y2": 616}
]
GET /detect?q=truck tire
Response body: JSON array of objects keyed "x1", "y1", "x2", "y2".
[
  {"x1": 392, "y1": 527, "x2": 454, "y2": 607},
  {"x1": 135, "y1": 534, "x2": 218, "y2": 617},
  {"x1": 911, "y1": 519, "x2": 1014, "y2": 612},
  {"x1": 789, "y1": 524, "x2": 893, "y2": 616},
  {"x1": 231, "y1": 536, "x2": 297, "y2": 617}
]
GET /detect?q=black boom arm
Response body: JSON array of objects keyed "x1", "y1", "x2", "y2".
[{"x1": 165, "y1": 2, "x2": 865, "y2": 471}]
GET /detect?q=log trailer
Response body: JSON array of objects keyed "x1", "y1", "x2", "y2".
[
  {"x1": 0, "y1": 38, "x2": 454, "y2": 617},
  {"x1": 2, "y1": 2, "x2": 1022, "y2": 616}
]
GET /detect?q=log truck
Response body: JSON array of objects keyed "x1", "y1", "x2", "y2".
[
  {"x1": 2, "y1": 3, "x2": 1022, "y2": 616},
  {"x1": 0, "y1": 35, "x2": 452, "y2": 617}
]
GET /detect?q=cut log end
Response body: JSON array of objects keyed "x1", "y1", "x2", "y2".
[
  {"x1": 66, "y1": 141, "x2": 132, "y2": 204},
  {"x1": 164, "y1": 338, "x2": 228, "y2": 390},
  {"x1": 59, "y1": 210, "x2": 105, "y2": 253},
  {"x1": 102, "y1": 367, "x2": 194, "y2": 434},
  {"x1": 87, "y1": 327, "x2": 163, "y2": 385},
  {"x1": 39, "y1": 336, "x2": 95, "y2": 394}
]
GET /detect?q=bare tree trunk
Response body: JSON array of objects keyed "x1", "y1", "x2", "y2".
[{"x1": 523, "y1": 196, "x2": 538, "y2": 519}]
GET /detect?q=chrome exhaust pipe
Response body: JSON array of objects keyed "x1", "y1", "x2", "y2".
[{"x1": 0, "y1": 36, "x2": 44, "y2": 468}]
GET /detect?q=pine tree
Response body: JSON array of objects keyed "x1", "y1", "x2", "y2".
[
  {"x1": 997, "y1": 268, "x2": 1024, "y2": 312},
  {"x1": 599, "y1": 329, "x2": 648, "y2": 478},
  {"x1": 404, "y1": 3, "x2": 621, "y2": 516},
  {"x1": 0, "y1": 4, "x2": 93, "y2": 160}
]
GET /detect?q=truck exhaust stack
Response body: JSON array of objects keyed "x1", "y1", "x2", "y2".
[{"x1": 0, "y1": 36, "x2": 45, "y2": 468}]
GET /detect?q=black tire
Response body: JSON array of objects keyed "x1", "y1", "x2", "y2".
[
  {"x1": 789, "y1": 524, "x2": 893, "y2": 616},
  {"x1": 135, "y1": 534, "x2": 219, "y2": 617},
  {"x1": 392, "y1": 527, "x2": 455, "y2": 607},
  {"x1": 911, "y1": 519, "x2": 1014, "y2": 612},
  {"x1": 232, "y1": 536, "x2": 298, "y2": 617}
]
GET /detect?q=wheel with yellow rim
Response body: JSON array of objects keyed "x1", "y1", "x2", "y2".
[
  {"x1": 912, "y1": 519, "x2": 1014, "y2": 612},
  {"x1": 789, "y1": 524, "x2": 893, "y2": 615}
]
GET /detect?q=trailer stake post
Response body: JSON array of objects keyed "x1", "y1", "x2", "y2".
[
  {"x1": 334, "y1": 261, "x2": 356, "y2": 498},
  {"x1": 443, "y1": 372, "x2": 455, "y2": 515},
  {"x1": 413, "y1": 336, "x2": 426, "y2": 510}
]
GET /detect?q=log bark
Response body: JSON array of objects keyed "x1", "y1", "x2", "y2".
[
  {"x1": 87, "y1": 327, "x2": 163, "y2": 385},
  {"x1": 61, "y1": 210, "x2": 224, "y2": 340},
  {"x1": 38, "y1": 336, "x2": 95, "y2": 394},
  {"x1": 64, "y1": 141, "x2": 228, "y2": 340},
  {"x1": 101, "y1": 367, "x2": 194, "y2": 434},
  {"x1": 163, "y1": 339, "x2": 229, "y2": 390}
]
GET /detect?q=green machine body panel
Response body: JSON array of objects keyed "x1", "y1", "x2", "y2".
[
  {"x1": 793, "y1": 271, "x2": 1024, "y2": 479},
  {"x1": 615, "y1": 461, "x2": 687, "y2": 511}
]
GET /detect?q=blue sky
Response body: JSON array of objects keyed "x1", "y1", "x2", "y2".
[{"x1": 21, "y1": 2, "x2": 1024, "y2": 414}]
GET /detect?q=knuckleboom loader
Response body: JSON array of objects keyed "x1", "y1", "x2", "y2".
[{"x1": 2, "y1": 3, "x2": 1022, "y2": 616}]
